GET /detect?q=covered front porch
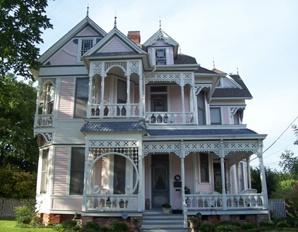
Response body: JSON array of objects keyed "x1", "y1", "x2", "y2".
[{"x1": 81, "y1": 127, "x2": 268, "y2": 222}]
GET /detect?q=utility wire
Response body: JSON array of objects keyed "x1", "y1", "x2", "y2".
[
  {"x1": 250, "y1": 115, "x2": 298, "y2": 162},
  {"x1": 263, "y1": 115, "x2": 298, "y2": 154}
]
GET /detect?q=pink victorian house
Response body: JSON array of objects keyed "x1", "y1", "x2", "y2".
[{"x1": 32, "y1": 15, "x2": 269, "y2": 230}]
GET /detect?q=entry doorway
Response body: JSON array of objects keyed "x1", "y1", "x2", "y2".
[{"x1": 151, "y1": 154, "x2": 169, "y2": 208}]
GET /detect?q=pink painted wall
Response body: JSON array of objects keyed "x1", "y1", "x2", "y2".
[
  {"x1": 53, "y1": 147, "x2": 69, "y2": 195},
  {"x1": 58, "y1": 77, "x2": 74, "y2": 119},
  {"x1": 99, "y1": 37, "x2": 133, "y2": 53}
]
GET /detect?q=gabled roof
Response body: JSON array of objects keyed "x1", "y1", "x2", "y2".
[
  {"x1": 38, "y1": 16, "x2": 107, "y2": 64},
  {"x1": 83, "y1": 26, "x2": 147, "y2": 58},
  {"x1": 143, "y1": 28, "x2": 179, "y2": 47},
  {"x1": 174, "y1": 54, "x2": 198, "y2": 65}
]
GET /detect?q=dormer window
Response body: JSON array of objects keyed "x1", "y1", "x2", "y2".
[{"x1": 155, "y1": 48, "x2": 166, "y2": 65}]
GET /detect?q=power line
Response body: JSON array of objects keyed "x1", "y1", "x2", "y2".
[{"x1": 263, "y1": 115, "x2": 298, "y2": 154}]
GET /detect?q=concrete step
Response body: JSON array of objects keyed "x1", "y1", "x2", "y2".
[{"x1": 141, "y1": 210, "x2": 190, "y2": 232}]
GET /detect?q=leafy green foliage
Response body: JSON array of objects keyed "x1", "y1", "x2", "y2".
[
  {"x1": 14, "y1": 200, "x2": 40, "y2": 226},
  {"x1": 0, "y1": 74, "x2": 38, "y2": 172},
  {"x1": 250, "y1": 167, "x2": 279, "y2": 198},
  {"x1": 108, "y1": 221, "x2": 128, "y2": 232},
  {"x1": 0, "y1": 166, "x2": 36, "y2": 199},
  {"x1": 279, "y1": 150, "x2": 298, "y2": 178},
  {"x1": 0, "y1": 0, "x2": 53, "y2": 80}
]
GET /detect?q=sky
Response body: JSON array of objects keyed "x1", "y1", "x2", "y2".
[{"x1": 39, "y1": 0, "x2": 298, "y2": 170}]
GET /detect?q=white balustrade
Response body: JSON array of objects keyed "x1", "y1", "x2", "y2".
[
  {"x1": 146, "y1": 112, "x2": 194, "y2": 124},
  {"x1": 35, "y1": 114, "x2": 53, "y2": 127},
  {"x1": 85, "y1": 194, "x2": 138, "y2": 211},
  {"x1": 185, "y1": 193, "x2": 263, "y2": 210},
  {"x1": 90, "y1": 103, "x2": 139, "y2": 118}
]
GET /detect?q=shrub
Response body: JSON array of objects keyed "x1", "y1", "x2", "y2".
[
  {"x1": 215, "y1": 224, "x2": 239, "y2": 232},
  {"x1": 14, "y1": 200, "x2": 36, "y2": 225},
  {"x1": 83, "y1": 221, "x2": 100, "y2": 232},
  {"x1": 98, "y1": 227, "x2": 109, "y2": 232},
  {"x1": 198, "y1": 222, "x2": 214, "y2": 232},
  {"x1": 259, "y1": 220, "x2": 274, "y2": 228},
  {"x1": 108, "y1": 220, "x2": 128, "y2": 232},
  {"x1": 241, "y1": 221, "x2": 255, "y2": 230},
  {"x1": 276, "y1": 219, "x2": 290, "y2": 229},
  {"x1": 61, "y1": 219, "x2": 78, "y2": 231}
]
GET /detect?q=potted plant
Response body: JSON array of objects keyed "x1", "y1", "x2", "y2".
[
  {"x1": 161, "y1": 203, "x2": 171, "y2": 214},
  {"x1": 132, "y1": 217, "x2": 141, "y2": 232},
  {"x1": 188, "y1": 216, "x2": 198, "y2": 232},
  {"x1": 185, "y1": 186, "x2": 190, "y2": 194}
]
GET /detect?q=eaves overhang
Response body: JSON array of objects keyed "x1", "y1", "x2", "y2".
[{"x1": 154, "y1": 64, "x2": 200, "y2": 72}]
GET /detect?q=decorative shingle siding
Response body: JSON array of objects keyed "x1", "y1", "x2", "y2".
[
  {"x1": 53, "y1": 147, "x2": 69, "y2": 195},
  {"x1": 58, "y1": 77, "x2": 74, "y2": 119},
  {"x1": 55, "y1": 121, "x2": 86, "y2": 144},
  {"x1": 99, "y1": 37, "x2": 134, "y2": 53}
]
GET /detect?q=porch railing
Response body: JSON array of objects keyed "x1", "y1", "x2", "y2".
[
  {"x1": 85, "y1": 194, "x2": 139, "y2": 211},
  {"x1": 145, "y1": 112, "x2": 194, "y2": 124},
  {"x1": 186, "y1": 193, "x2": 264, "y2": 210}
]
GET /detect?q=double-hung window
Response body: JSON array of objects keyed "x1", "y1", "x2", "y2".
[
  {"x1": 70, "y1": 147, "x2": 85, "y2": 195},
  {"x1": 74, "y1": 78, "x2": 89, "y2": 118},
  {"x1": 80, "y1": 39, "x2": 93, "y2": 58},
  {"x1": 210, "y1": 107, "x2": 222, "y2": 125},
  {"x1": 200, "y1": 153, "x2": 209, "y2": 183},
  {"x1": 40, "y1": 149, "x2": 49, "y2": 193}
]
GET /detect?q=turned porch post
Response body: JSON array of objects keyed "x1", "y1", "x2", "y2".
[
  {"x1": 220, "y1": 141, "x2": 227, "y2": 210},
  {"x1": 257, "y1": 140, "x2": 268, "y2": 209},
  {"x1": 180, "y1": 141, "x2": 188, "y2": 228},
  {"x1": 126, "y1": 71, "x2": 131, "y2": 118},
  {"x1": 247, "y1": 157, "x2": 252, "y2": 189},
  {"x1": 180, "y1": 76, "x2": 186, "y2": 123}
]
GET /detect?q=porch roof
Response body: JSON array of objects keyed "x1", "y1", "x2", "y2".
[
  {"x1": 81, "y1": 121, "x2": 146, "y2": 133},
  {"x1": 146, "y1": 128, "x2": 258, "y2": 136}
]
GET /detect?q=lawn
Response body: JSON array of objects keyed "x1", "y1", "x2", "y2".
[{"x1": 0, "y1": 218, "x2": 52, "y2": 232}]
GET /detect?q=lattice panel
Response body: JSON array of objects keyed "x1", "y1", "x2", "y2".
[
  {"x1": 130, "y1": 61, "x2": 139, "y2": 74},
  {"x1": 143, "y1": 143, "x2": 181, "y2": 156},
  {"x1": 105, "y1": 62, "x2": 127, "y2": 71},
  {"x1": 183, "y1": 142, "x2": 220, "y2": 156},
  {"x1": 223, "y1": 142, "x2": 258, "y2": 153},
  {"x1": 89, "y1": 140, "x2": 138, "y2": 148},
  {"x1": 89, "y1": 147, "x2": 139, "y2": 166}
]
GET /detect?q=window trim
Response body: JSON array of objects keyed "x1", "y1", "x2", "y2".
[
  {"x1": 77, "y1": 38, "x2": 97, "y2": 62},
  {"x1": 155, "y1": 48, "x2": 167, "y2": 65}
]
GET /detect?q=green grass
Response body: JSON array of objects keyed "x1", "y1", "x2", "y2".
[{"x1": 0, "y1": 218, "x2": 52, "y2": 232}]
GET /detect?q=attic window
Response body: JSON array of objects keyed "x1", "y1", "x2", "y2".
[
  {"x1": 81, "y1": 39, "x2": 93, "y2": 57},
  {"x1": 155, "y1": 48, "x2": 166, "y2": 65}
]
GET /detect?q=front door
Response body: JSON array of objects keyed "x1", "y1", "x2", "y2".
[{"x1": 151, "y1": 154, "x2": 169, "y2": 208}]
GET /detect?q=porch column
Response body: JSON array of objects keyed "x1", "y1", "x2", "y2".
[
  {"x1": 220, "y1": 141, "x2": 227, "y2": 210},
  {"x1": 180, "y1": 142, "x2": 187, "y2": 228},
  {"x1": 126, "y1": 72, "x2": 131, "y2": 118},
  {"x1": 100, "y1": 73, "x2": 106, "y2": 118},
  {"x1": 257, "y1": 141, "x2": 268, "y2": 209},
  {"x1": 138, "y1": 72, "x2": 143, "y2": 118},
  {"x1": 138, "y1": 149, "x2": 144, "y2": 211},
  {"x1": 247, "y1": 157, "x2": 252, "y2": 189},
  {"x1": 87, "y1": 69, "x2": 93, "y2": 118},
  {"x1": 180, "y1": 76, "x2": 186, "y2": 123}
]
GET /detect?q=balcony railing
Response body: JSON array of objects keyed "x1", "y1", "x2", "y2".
[
  {"x1": 90, "y1": 104, "x2": 139, "y2": 118},
  {"x1": 35, "y1": 114, "x2": 53, "y2": 127},
  {"x1": 145, "y1": 112, "x2": 194, "y2": 124}
]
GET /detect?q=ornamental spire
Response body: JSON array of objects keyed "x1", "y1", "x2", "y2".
[{"x1": 114, "y1": 16, "x2": 117, "y2": 28}]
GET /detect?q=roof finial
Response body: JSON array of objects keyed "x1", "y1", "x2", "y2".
[
  {"x1": 213, "y1": 61, "x2": 216, "y2": 69},
  {"x1": 159, "y1": 20, "x2": 161, "y2": 30},
  {"x1": 237, "y1": 67, "x2": 239, "y2": 75},
  {"x1": 114, "y1": 16, "x2": 117, "y2": 28},
  {"x1": 86, "y1": 0, "x2": 89, "y2": 17}
]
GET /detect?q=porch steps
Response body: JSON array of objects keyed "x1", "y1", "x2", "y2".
[{"x1": 141, "y1": 210, "x2": 190, "y2": 232}]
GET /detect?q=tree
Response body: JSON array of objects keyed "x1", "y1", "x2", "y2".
[
  {"x1": 293, "y1": 124, "x2": 298, "y2": 145},
  {"x1": 0, "y1": 0, "x2": 53, "y2": 81},
  {"x1": 279, "y1": 150, "x2": 298, "y2": 178},
  {"x1": 250, "y1": 167, "x2": 279, "y2": 198},
  {"x1": 0, "y1": 73, "x2": 38, "y2": 172}
]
